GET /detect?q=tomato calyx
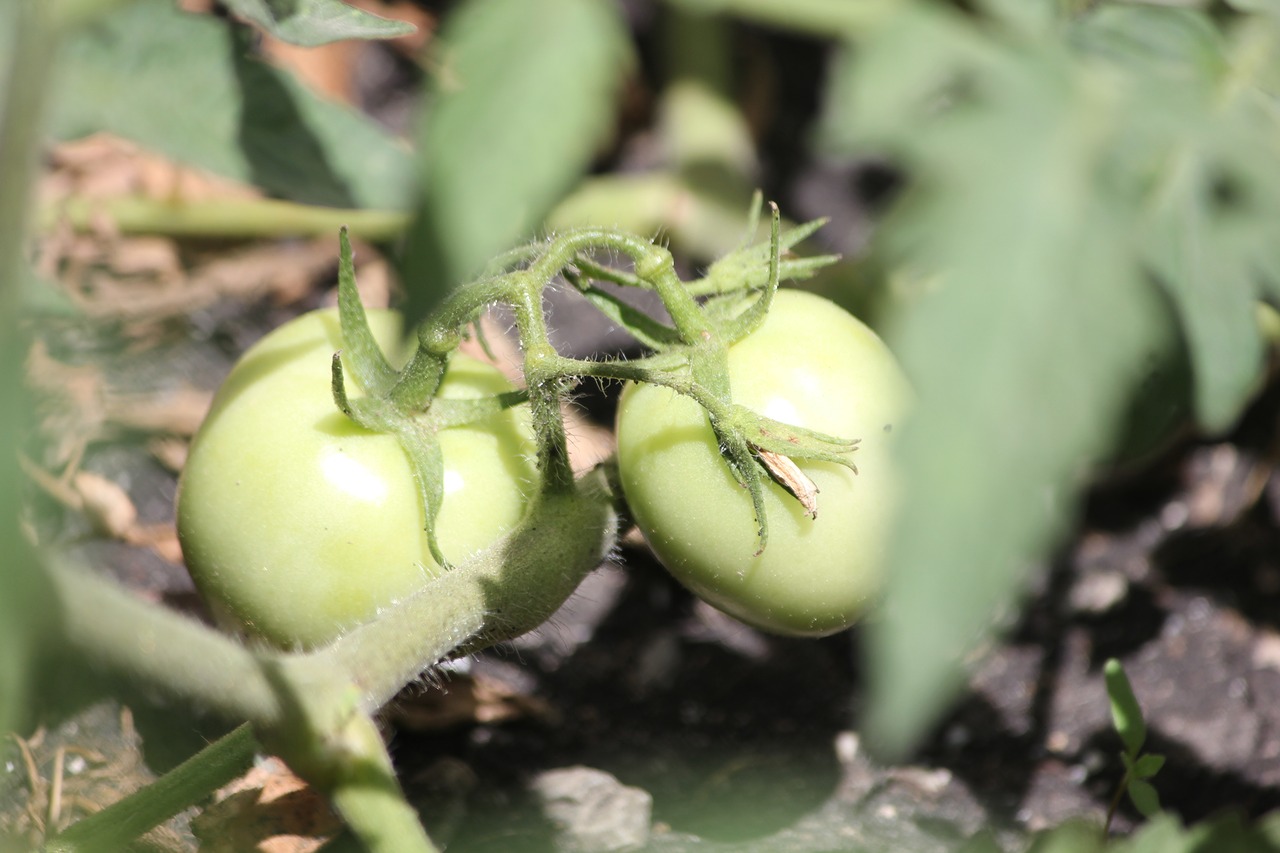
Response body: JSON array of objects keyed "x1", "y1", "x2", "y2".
[
  {"x1": 560, "y1": 203, "x2": 857, "y2": 554},
  {"x1": 330, "y1": 228, "x2": 531, "y2": 570},
  {"x1": 327, "y1": 201, "x2": 856, "y2": 564}
]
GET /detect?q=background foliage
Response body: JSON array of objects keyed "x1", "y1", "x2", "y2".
[{"x1": 7, "y1": 0, "x2": 1280, "y2": 845}]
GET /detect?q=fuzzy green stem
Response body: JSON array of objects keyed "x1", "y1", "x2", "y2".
[
  {"x1": 46, "y1": 557, "x2": 346, "y2": 727},
  {"x1": 509, "y1": 284, "x2": 577, "y2": 490},
  {"x1": 326, "y1": 713, "x2": 439, "y2": 853},
  {"x1": 39, "y1": 196, "x2": 410, "y2": 241},
  {"x1": 45, "y1": 724, "x2": 257, "y2": 853},
  {"x1": 321, "y1": 469, "x2": 617, "y2": 708},
  {"x1": 47, "y1": 465, "x2": 616, "y2": 851}
]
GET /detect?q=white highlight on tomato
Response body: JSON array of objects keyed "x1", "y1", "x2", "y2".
[{"x1": 321, "y1": 448, "x2": 389, "y2": 503}]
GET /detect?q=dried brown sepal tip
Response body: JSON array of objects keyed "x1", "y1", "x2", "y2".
[{"x1": 754, "y1": 447, "x2": 820, "y2": 518}]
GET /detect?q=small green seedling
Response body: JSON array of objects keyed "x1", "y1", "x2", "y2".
[{"x1": 1104, "y1": 658, "x2": 1165, "y2": 835}]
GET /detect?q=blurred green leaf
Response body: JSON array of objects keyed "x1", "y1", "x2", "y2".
[
  {"x1": 822, "y1": 1, "x2": 1280, "y2": 756},
  {"x1": 401, "y1": 0, "x2": 631, "y2": 322},
  {"x1": 50, "y1": 0, "x2": 413, "y2": 209},
  {"x1": 0, "y1": 1, "x2": 58, "y2": 738},
  {"x1": 1131, "y1": 753, "x2": 1165, "y2": 779},
  {"x1": 1091, "y1": 8, "x2": 1278, "y2": 431},
  {"x1": 1105, "y1": 658, "x2": 1147, "y2": 756},
  {"x1": 843, "y1": 12, "x2": 1168, "y2": 756},
  {"x1": 222, "y1": 0, "x2": 414, "y2": 46},
  {"x1": 1116, "y1": 815, "x2": 1188, "y2": 853},
  {"x1": 1127, "y1": 779, "x2": 1161, "y2": 818},
  {"x1": 1025, "y1": 820, "x2": 1103, "y2": 853},
  {"x1": 662, "y1": 0, "x2": 872, "y2": 38}
]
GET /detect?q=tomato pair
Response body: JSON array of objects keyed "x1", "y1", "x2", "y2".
[{"x1": 178, "y1": 291, "x2": 907, "y2": 646}]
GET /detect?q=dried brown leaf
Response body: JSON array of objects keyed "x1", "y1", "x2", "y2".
[
  {"x1": 194, "y1": 757, "x2": 340, "y2": 853},
  {"x1": 754, "y1": 447, "x2": 819, "y2": 518}
]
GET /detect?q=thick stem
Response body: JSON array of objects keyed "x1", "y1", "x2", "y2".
[
  {"x1": 326, "y1": 713, "x2": 439, "y2": 853},
  {"x1": 0, "y1": 0, "x2": 61, "y2": 736},
  {"x1": 509, "y1": 285, "x2": 577, "y2": 490},
  {"x1": 46, "y1": 558, "x2": 347, "y2": 728},
  {"x1": 45, "y1": 725, "x2": 257, "y2": 853},
  {"x1": 320, "y1": 470, "x2": 617, "y2": 708}
]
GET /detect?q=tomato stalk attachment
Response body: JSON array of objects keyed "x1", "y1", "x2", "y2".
[{"x1": 331, "y1": 204, "x2": 853, "y2": 556}]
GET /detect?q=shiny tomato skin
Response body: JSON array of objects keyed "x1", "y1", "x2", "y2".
[
  {"x1": 177, "y1": 308, "x2": 538, "y2": 649},
  {"x1": 616, "y1": 290, "x2": 909, "y2": 636}
]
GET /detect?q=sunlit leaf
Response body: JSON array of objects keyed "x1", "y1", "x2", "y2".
[
  {"x1": 50, "y1": 0, "x2": 413, "y2": 209},
  {"x1": 222, "y1": 0, "x2": 414, "y2": 46}
]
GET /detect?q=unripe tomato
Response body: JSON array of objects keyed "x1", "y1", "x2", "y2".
[
  {"x1": 177, "y1": 309, "x2": 539, "y2": 649},
  {"x1": 616, "y1": 290, "x2": 909, "y2": 637}
]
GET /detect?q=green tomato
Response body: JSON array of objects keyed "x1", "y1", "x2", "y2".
[
  {"x1": 616, "y1": 290, "x2": 909, "y2": 637},
  {"x1": 177, "y1": 308, "x2": 539, "y2": 649}
]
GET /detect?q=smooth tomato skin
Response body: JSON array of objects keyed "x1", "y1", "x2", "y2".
[
  {"x1": 616, "y1": 290, "x2": 909, "y2": 637},
  {"x1": 177, "y1": 308, "x2": 539, "y2": 649}
]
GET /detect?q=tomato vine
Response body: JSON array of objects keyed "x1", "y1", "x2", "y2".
[{"x1": 47, "y1": 202, "x2": 888, "y2": 853}]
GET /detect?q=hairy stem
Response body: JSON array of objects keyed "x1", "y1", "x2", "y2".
[{"x1": 326, "y1": 713, "x2": 439, "y2": 853}]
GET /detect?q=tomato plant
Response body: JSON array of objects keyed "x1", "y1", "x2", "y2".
[
  {"x1": 177, "y1": 308, "x2": 539, "y2": 649},
  {"x1": 616, "y1": 290, "x2": 910, "y2": 637}
]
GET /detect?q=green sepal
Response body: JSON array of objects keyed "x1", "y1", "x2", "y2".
[
  {"x1": 733, "y1": 405, "x2": 861, "y2": 471},
  {"x1": 708, "y1": 416, "x2": 774, "y2": 556},
  {"x1": 431, "y1": 391, "x2": 530, "y2": 430},
  {"x1": 331, "y1": 354, "x2": 453, "y2": 570},
  {"x1": 717, "y1": 204, "x2": 782, "y2": 344},
  {"x1": 571, "y1": 255, "x2": 649, "y2": 290},
  {"x1": 690, "y1": 215, "x2": 838, "y2": 297},
  {"x1": 337, "y1": 227, "x2": 398, "y2": 397},
  {"x1": 565, "y1": 270, "x2": 682, "y2": 349}
]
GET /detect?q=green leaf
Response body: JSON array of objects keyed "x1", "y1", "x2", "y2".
[
  {"x1": 662, "y1": 0, "x2": 873, "y2": 38},
  {"x1": 824, "y1": 1, "x2": 1280, "y2": 756},
  {"x1": 1127, "y1": 778, "x2": 1162, "y2": 818},
  {"x1": 1075, "y1": 8, "x2": 1280, "y2": 432},
  {"x1": 1132, "y1": 752, "x2": 1166, "y2": 780},
  {"x1": 818, "y1": 3, "x2": 993, "y2": 154},
  {"x1": 1116, "y1": 814, "x2": 1189, "y2": 853},
  {"x1": 1105, "y1": 658, "x2": 1148, "y2": 757},
  {"x1": 845, "y1": 11, "x2": 1170, "y2": 755},
  {"x1": 50, "y1": 0, "x2": 413, "y2": 209},
  {"x1": 1025, "y1": 820, "x2": 1104, "y2": 853},
  {"x1": 401, "y1": 0, "x2": 632, "y2": 323},
  {"x1": 222, "y1": 0, "x2": 415, "y2": 46}
]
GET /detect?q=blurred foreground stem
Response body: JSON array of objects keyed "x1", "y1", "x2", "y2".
[
  {"x1": 40, "y1": 196, "x2": 411, "y2": 241},
  {"x1": 0, "y1": 0, "x2": 61, "y2": 735}
]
